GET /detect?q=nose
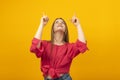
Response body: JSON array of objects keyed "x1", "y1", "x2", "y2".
[{"x1": 58, "y1": 22, "x2": 62, "y2": 26}]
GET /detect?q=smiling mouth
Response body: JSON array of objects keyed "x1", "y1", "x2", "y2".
[{"x1": 57, "y1": 26, "x2": 63, "y2": 27}]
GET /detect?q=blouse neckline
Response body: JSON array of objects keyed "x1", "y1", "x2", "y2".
[{"x1": 53, "y1": 42, "x2": 68, "y2": 47}]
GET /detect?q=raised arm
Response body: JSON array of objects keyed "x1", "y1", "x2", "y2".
[
  {"x1": 34, "y1": 14, "x2": 49, "y2": 49},
  {"x1": 30, "y1": 14, "x2": 49, "y2": 57},
  {"x1": 35, "y1": 14, "x2": 49, "y2": 39},
  {"x1": 71, "y1": 16, "x2": 86, "y2": 43}
]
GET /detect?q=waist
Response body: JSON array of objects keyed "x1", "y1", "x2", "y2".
[{"x1": 45, "y1": 73, "x2": 69, "y2": 80}]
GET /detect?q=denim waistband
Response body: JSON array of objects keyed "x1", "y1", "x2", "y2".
[{"x1": 44, "y1": 73, "x2": 71, "y2": 80}]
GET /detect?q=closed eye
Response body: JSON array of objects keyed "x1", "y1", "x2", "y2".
[
  {"x1": 55, "y1": 21, "x2": 58, "y2": 23},
  {"x1": 61, "y1": 21, "x2": 65, "y2": 24}
]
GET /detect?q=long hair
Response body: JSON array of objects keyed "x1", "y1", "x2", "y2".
[
  {"x1": 51, "y1": 18, "x2": 69, "y2": 43},
  {"x1": 50, "y1": 18, "x2": 69, "y2": 62}
]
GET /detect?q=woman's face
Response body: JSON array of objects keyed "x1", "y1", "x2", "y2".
[{"x1": 53, "y1": 19, "x2": 66, "y2": 33}]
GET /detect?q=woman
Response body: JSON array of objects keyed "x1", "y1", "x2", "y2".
[{"x1": 30, "y1": 14, "x2": 88, "y2": 80}]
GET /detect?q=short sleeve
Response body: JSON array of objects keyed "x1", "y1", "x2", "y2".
[
  {"x1": 69, "y1": 39, "x2": 88, "y2": 59},
  {"x1": 30, "y1": 37, "x2": 48, "y2": 58}
]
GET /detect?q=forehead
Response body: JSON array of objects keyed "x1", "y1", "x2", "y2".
[{"x1": 55, "y1": 19, "x2": 64, "y2": 22}]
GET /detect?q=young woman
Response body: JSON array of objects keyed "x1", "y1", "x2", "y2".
[{"x1": 30, "y1": 14, "x2": 88, "y2": 80}]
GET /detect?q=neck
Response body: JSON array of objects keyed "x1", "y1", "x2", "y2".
[{"x1": 53, "y1": 31, "x2": 65, "y2": 45}]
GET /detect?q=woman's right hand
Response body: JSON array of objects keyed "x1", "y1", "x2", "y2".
[{"x1": 40, "y1": 14, "x2": 49, "y2": 26}]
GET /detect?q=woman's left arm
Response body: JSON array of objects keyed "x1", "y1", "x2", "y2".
[
  {"x1": 68, "y1": 16, "x2": 88, "y2": 59},
  {"x1": 71, "y1": 16, "x2": 86, "y2": 43}
]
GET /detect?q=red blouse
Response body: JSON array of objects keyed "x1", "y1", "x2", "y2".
[{"x1": 30, "y1": 38, "x2": 88, "y2": 78}]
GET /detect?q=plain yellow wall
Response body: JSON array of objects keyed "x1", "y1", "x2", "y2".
[{"x1": 0, "y1": 0, "x2": 120, "y2": 80}]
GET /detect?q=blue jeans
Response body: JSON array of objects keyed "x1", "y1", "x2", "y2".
[{"x1": 44, "y1": 74, "x2": 72, "y2": 80}]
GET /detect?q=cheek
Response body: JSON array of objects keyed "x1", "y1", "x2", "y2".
[
  {"x1": 53, "y1": 26, "x2": 57, "y2": 31},
  {"x1": 54, "y1": 24, "x2": 58, "y2": 29},
  {"x1": 63, "y1": 26, "x2": 66, "y2": 31}
]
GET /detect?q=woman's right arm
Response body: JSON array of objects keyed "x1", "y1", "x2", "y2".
[
  {"x1": 30, "y1": 15, "x2": 49, "y2": 57},
  {"x1": 35, "y1": 15, "x2": 49, "y2": 39},
  {"x1": 34, "y1": 15, "x2": 49, "y2": 48}
]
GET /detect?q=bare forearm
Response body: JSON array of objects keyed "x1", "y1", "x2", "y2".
[
  {"x1": 34, "y1": 14, "x2": 49, "y2": 39},
  {"x1": 34, "y1": 23, "x2": 44, "y2": 40},
  {"x1": 33, "y1": 14, "x2": 49, "y2": 48},
  {"x1": 71, "y1": 15, "x2": 86, "y2": 43},
  {"x1": 76, "y1": 24, "x2": 86, "y2": 43}
]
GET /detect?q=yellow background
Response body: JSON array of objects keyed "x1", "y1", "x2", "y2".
[{"x1": 0, "y1": 0, "x2": 120, "y2": 80}]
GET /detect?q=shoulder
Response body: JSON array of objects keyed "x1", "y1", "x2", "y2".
[
  {"x1": 32, "y1": 37, "x2": 51, "y2": 45},
  {"x1": 41, "y1": 40, "x2": 51, "y2": 45}
]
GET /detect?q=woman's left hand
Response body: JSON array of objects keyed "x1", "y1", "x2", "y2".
[{"x1": 71, "y1": 15, "x2": 80, "y2": 27}]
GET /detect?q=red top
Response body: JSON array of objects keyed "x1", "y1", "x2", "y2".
[{"x1": 30, "y1": 38, "x2": 88, "y2": 78}]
